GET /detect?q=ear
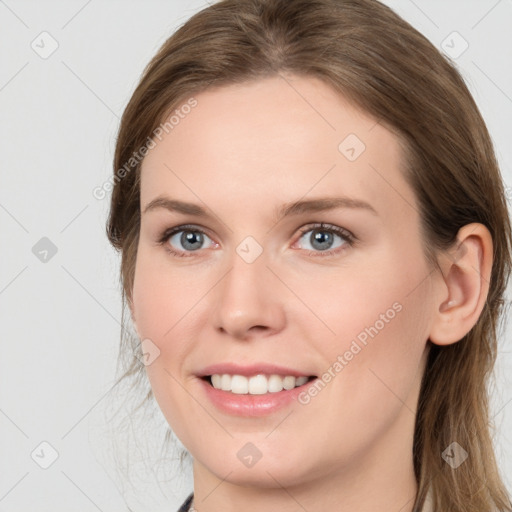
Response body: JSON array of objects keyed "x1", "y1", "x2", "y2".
[{"x1": 429, "y1": 223, "x2": 493, "y2": 346}]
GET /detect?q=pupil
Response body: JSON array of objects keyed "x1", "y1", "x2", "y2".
[
  {"x1": 181, "y1": 231, "x2": 203, "y2": 250},
  {"x1": 311, "y1": 230, "x2": 332, "y2": 250}
]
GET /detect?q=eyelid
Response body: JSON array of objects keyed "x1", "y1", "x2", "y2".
[
  {"x1": 157, "y1": 223, "x2": 215, "y2": 245},
  {"x1": 158, "y1": 223, "x2": 217, "y2": 258},
  {"x1": 291, "y1": 222, "x2": 355, "y2": 257},
  {"x1": 295, "y1": 222, "x2": 355, "y2": 244},
  {"x1": 158, "y1": 222, "x2": 356, "y2": 257}
]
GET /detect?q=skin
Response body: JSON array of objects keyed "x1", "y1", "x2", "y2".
[{"x1": 130, "y1": 74, "x2": 493, "y2": 512}]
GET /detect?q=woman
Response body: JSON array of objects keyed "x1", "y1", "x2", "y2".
[{"x1": 106, "y1": 0, "x2": 512, "y2": 510}]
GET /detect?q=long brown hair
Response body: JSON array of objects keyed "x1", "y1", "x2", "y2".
[{"x1": 106, "y1": 0, "x2": 512, "y2": 510}]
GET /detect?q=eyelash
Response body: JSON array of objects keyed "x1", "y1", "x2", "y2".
[
  {"x1": 157, "y1": 222, "x2": 356, "y2": 258},
  {"x1": 296, "y1": 223, "x2": 355, "y2": 257}
]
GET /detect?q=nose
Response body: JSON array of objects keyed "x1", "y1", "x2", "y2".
[{"x1": 212, "y1": 249, "x2": 286, "y2": 340}]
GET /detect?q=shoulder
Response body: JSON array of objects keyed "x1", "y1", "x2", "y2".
[{"x1": 177, "y1": 492, "x2": 194, "y2": 512}]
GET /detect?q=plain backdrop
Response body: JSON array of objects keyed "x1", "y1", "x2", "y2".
[{"x1": 1, "y1": 1, "x2": 511, "y2": 511}]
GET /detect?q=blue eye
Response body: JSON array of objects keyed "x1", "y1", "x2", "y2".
[
  {"x1": 159, "y1": 225, "x2": 215, "y2": 257},
  {"x1": 158, "y1": 222, "x2": 355, "y2": 258},
  {"x1": 295, "y1": 223, "x2": 353, "y2": 256}
]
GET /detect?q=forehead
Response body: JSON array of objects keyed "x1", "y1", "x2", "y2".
[{"x1": 139, "y1": 74, "x2": 417, "y2": 223}]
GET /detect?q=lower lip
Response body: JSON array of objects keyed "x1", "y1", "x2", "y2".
[{"x1": 198, "y1": 377, "x2": 317, "y2": 417}]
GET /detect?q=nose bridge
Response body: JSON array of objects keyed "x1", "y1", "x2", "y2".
[{"x1": 212, "y1": 242, "x2": 286, "y2": 338}]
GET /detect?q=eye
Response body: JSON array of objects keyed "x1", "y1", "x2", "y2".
[
  {"x1": 294, "y1": 223, "x2": 354, "y2": 256},
  {"x1": 158, "y1": 222, "x2": 355, "y2": 258},
  {"x1": 158, "y1": 224, "x2": 217, "y2": 257}
]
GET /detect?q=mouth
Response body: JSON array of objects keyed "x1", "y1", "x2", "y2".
[{"x1": 200, "y1": 374, "x2": 317, "y2": 395}]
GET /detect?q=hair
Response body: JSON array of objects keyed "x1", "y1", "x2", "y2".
[{"x1": 105, "y1": 0, "x2": 512, "y2": 510}]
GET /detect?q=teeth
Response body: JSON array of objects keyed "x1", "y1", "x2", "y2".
[
  {"x1": 268, "y1": 374, "x2": 284, "y2": 393},
  {"x1": 220, "y1": 374, "x2": 231, "y2": 391},
  {"x1": 283, "y1": 376, "x2": 296, "y2": 390},
  {"x1": 232, "y1": 375, "x2": 249, "y2": 394},
  {"x1": 211, "y1": 374, "x2": 222, "y2": 389},
  {"x1": 209, "y1": 374, "x2": 310, "y2": 394},
  {"x1": 296, "y1": 376, "x2": 309, "y2": 386},
  {"x1": 248, "y1": 374, "x2": 267, "y2": 395}
]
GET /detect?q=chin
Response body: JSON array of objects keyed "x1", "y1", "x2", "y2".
[{"x1": 198, "y1": 448, "x2": 316, "y2": 488}]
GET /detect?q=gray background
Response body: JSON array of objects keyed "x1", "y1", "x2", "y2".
[{"x1": 1, "y1": 1, "x2": 511, "y2": 511}]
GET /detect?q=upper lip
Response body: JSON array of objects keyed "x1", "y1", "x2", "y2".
[{"x1": 196, "y1": 362, "x2": 316, "y2": 378}]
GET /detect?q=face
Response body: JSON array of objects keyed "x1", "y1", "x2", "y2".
[{"x1": 132, "y1": 74, "x2": 436, "y2": 489}]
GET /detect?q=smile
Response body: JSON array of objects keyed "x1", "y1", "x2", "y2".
[{"x1": 206, "y1": 373, "x2": 315, "y2": 395}]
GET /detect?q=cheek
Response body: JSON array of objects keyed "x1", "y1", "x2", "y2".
[
  {"x1": 301, "y1": 241, "x2": 432, "y2": 415},
  {"x1": 131, "y1": 250, "x2": 195, "y2": 434},
  {"x1": 130, "y1": 247, "x2": 218, "y2": 367},
  {"x1": 293, "y1": 273, "x2": 431, "y2": 463},
  {"x1": 132, "y1": 246, "x2": 201, "y2": 341},
  {"x1": 290, "y1": 237, "x2": 431, "y2": 354}
]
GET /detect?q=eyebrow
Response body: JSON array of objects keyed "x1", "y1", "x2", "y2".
[{"x1": 142, "y1": 195, "x2": 378, "y2": 220}]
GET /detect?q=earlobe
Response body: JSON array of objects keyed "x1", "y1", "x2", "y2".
[{"x1": 429, "y1": 223, "x2": 493, "y2": 346}]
